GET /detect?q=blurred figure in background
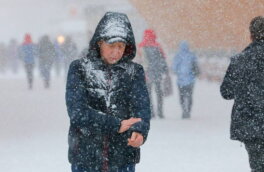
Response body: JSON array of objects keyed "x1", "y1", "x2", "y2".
[
  {"x1": 54, "y1": 36, "x2": 65, "y2": 77},
  {"x1": 38, "y1": 35, "x2": 56, "y2": 88},
  {"x1": 220, "y1": 16, "x2": 264, "y2": 172},
  {"x1": 61, "y1": 36, "x2": 78, "y2": 78},
  {"x1": 19, "y1": 34, "x2": 37, "y2": 89},
  {"x1": 0, "y1": 43, "x2": 7, "y2": 73},
  {"x1": 172, "y1": 41, "x2": 199, "y2": 119},
  {"x1": 7, "y1": 39, "x2": 19, "y2": 74},
  {"x1": 138, "y1": 29, "x2": 170, "y2": 119}
]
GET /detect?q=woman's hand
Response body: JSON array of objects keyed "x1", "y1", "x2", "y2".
[
  {"x1": 118, "y1": 118, "x2": 141, "y2": 133},
  {"x1": 128, "y1": 132, "x2": 143, "y2": 147}
]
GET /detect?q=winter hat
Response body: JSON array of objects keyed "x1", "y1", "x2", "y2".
[
  {"x1": 23, "y1": 33, "x2": 32, "y2": 45},
  {"x1": 99, "y1": 12, "x2": 130, "y2": 45},
  {"x1": 143, "y1": 29, "x2": 156, "y2": 41},
  {"x1": 106, "y1": 37, "x2": 127, "y2": 44},
  {"x1": 138, "y1": 29, "x2": 159, "y2": 48}
]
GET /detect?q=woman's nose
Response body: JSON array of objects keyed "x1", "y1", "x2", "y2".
[{"x1": 113, "y1": 47, "x2": 121, "y2": 54}]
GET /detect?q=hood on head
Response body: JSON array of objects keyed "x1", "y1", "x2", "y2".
[
  {"x1": 143, "y1": 29, "x2": 156, "y2": 42},
  {"x1": 23, "y1": 33, "x2": 32, "y2": 45},
  {"x1": 179, "y1": 41, "x2": 190, "y2": 52},
  {"x1": 139, "y1": 29, "x2": 162, "y2": 48},
  {"x1": 87, "y1": 12, "x2": 136, "y2": 62}
]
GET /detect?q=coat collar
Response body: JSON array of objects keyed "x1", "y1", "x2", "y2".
[{"x1": 82, "y1": 54, "x2": 129, "y2": 71}]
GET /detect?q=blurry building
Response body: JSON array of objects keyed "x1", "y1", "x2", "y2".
[{"x1": 129, "y1": 0, "x2": 264, "y2": 51}]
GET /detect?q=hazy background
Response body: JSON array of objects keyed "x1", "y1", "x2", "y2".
[{"x1": 1, "y1": 0, "x2": 263, "y2": 171}]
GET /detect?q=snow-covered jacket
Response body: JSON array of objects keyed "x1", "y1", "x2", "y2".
[
  {"x1": 172, "y1": 41, "x2": 199, "y2": 86},
  {"x1": 66, "y1": 12, "x2": 151, "y2": 170},
  {"x1": 220, "y1": 40, "x2": 264, "y2": 141}
]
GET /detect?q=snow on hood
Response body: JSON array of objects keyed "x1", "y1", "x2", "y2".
[
  {"x1": 85, "y1": 11, "x2": 136, "y2": 62},
  {"x1": 99, "y1": 12, "x2": 129, "y2": 39},
  {"x1": 80, "y1": 12, "x2": 137, "y2": 110}
]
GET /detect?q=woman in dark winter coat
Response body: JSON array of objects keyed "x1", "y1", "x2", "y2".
[
  {"x1": 66, "y1": 12, "x2": 151, "y2": 172},
  {"x1": 220, "y1": 16, "x2": 264, "y2": 172}
]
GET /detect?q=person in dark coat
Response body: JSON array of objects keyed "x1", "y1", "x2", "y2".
[
  {"x1": 61, "y1": 36, "x2": 78, "y2": 78},
  {"x1": 7, "y1": 39, "x2": 19, "y2": 74},
  {"x1": 66, "y1": 12, "x2": 151, "y2": 172},
  {"x1": 0, "y1": 43, "x2": 7, "y2": 73},
  {"x1": 172, "y1": 41, "x2": 199, "y2": 119},
  {"x1": 220, "y1": 16, "x2": 264, "y2": 172},
  {"x1": 53, "y1": 38, "x2": 64, "y2": 77},
  {"x1": 38, "y1": 35, "x2": 56, "y2": 88},
  {"x1": 138, "y1": 29, "x2": 170, "y2": 119}
]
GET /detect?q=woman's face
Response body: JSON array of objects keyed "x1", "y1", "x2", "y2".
[{"x1": 99, "y1": 41, "x2": 126, "y2": 65}]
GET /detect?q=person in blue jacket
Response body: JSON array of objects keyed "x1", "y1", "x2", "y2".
[
  {"x1": 172, "y1": 41, "x2": 199, "y2": 119},
  {"x1": 65, "y1": 12, "x2": 151, "y2": 172},
  {"x1": 19, "y1": 34, "x2": 37, "y2": 89}
]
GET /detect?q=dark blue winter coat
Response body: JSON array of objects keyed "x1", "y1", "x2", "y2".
[
  {"x1": 220, "y1": 40, "x2": 264, "y2": 142},
  {"x1": 65, "y1": 12, "x2": 151, "y2": 170}
]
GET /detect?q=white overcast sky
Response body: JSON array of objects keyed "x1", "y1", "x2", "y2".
[{"x1": 0, "y1": 0, "x2": 134, "y2": 43}]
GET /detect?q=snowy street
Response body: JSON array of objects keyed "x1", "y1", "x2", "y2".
[
  {"x1": 0, "y1": 73, "x2": 250, "y2": 172},
  {"x1": 1, "y1": 0, "x2": 262, "y2": 171}
]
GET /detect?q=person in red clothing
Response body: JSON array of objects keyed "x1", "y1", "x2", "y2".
[
  {"x1": 138, "y1": 29, "x2": 171, "y2": 118},
  {"x1": 19, "y1": 34, "x2": 37, "y2": 89}
]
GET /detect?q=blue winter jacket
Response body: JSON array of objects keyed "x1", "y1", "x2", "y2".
[
  {"x1": 19, "y1": 44, "x2": 37, "y2": 64},
  {"x1": 172, "y1": 41, "x2": 198, "y2": 86}
]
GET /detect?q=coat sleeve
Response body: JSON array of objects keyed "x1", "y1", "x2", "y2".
[
  {"x1": 220, "y1": 56, "x2": 239, "y2": 100},
  {"x1": 66, "y1": 60, "x2": 121, "y2": 134},
  {"x1": 128, "y1": 65, "x2": 151, "y2": 143}
]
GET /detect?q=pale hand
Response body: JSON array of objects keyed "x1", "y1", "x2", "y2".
[
  {"x1": 118, "y1": 118, "x2": 141, "y2": 133},
  {"x1": 128, "y1": 132, "x2": 143, "y2": 147}
]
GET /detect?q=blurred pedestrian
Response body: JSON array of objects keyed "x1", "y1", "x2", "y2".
[
  {"x1": 0, "y1": 43, "x2": 7, "y2": 73},
  {"x1": 7, "y1": 39, "x2": 19, "y2": 74},
  {"x1": 53, "y1": 37, "x2": 65, "y2": 77},
  {"x1": 38, "y1": 35, "x2": 56, "y2": 88},
  {"x1": 172, "y1": 41, "x2": 199, "y2": 119},
  {"x1": 66, "y1": 12, "x2": 150, "y2": 172},
  {"x1": 19, "y1": 34, "x2": 37, "y2": 89},
  {"x1": 138, "y1": 29, "x2": 170, "y2": 119},
  {"x1": 61, "y1": 36, "x2": 78, "y2": 78},
  {"x1": 220, "y1": 16, "x2": 264, "y2": 172}
]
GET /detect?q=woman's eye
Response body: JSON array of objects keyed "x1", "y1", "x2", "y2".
[{"x1": 119, "y1": 45, "x2": 125, "y2": 49}]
